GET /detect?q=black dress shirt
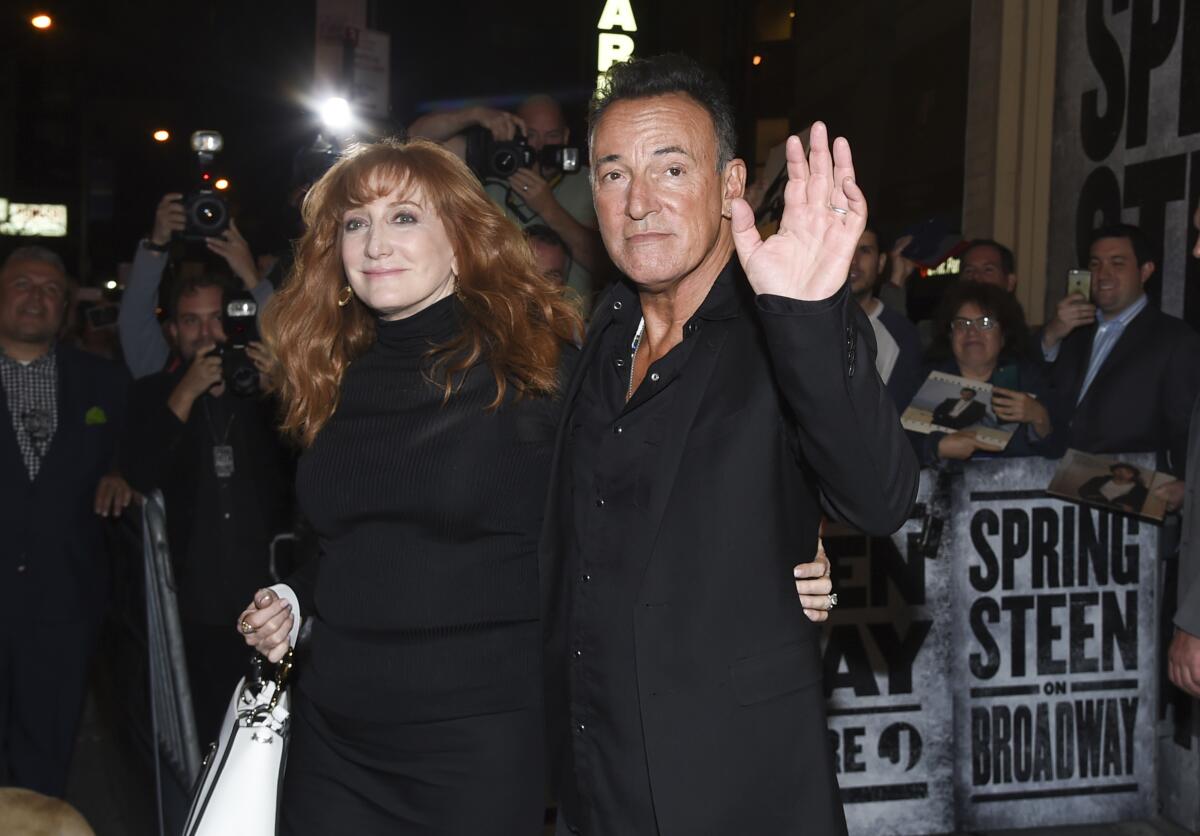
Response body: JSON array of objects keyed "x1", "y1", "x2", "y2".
[
  {"x1": 122, "y1": 369, "x2": 290, "y2": 625},
  {"x1": 564, "y1": 274, "x2": 739, "y2": 834}
]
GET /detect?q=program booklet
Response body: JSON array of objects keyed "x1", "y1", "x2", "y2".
[
  {"x1": 900, "y1": 370, "x2": 1015, "y2": 450},
  {"x1": 1046, "y1": 448, "x2": 1174, "y2": 522}
]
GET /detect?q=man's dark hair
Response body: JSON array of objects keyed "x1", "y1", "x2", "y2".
[
  {"x1": 1090, "y1": 223, "x2": 1153, "y2": 267},
  {"x1": 929, "y1": 280, "x2": 1031, "y2": 362},
  {"x1": 525, "y1": 224, "x2": 567, "y2": 253},
  {"x1": 588, "y1": 53, "x2": 737, "y2": 171},
  {"x1": 962, "y1": 239, "x2": 1015, "y2": 276},
  {"x1": 167, "y1": 273, "x2": 233, "y2": 322}
]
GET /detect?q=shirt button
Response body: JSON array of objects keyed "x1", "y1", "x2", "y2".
[
  {"x1": 613, "y1": 300, "x2": 623, "y2": 310},
  {"x1": 576, "y1": 723, "x2": 586, "y2": 734},
  {"x1": 16, "y1": 565, "x2": 26, "y2": 573},
  {"x1": 614, "y1": 357, "x2": 626, "y2": 369},
  {"x1": 650, "y1": 372, "x2": 660, "y2": 382},
  {"x1": 595, "y1": 497, "x2": 605, "y2": 507},
  {"x1": 581, "y1": 573, "x2": 591, "y2": 583},
  {"x1": 223, "y1": 512, "x2": 231, "y2": 520},
  {"x1": 573, "y1": 649, "x2": 582, "y2": 658},
  {"x1": 614, "y1": 425, "x2": 623, "y2": 435}
]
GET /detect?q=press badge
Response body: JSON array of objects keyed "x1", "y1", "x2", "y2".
[{"x1": 213, "y1": 444, "x2": 235, "y2": 478}]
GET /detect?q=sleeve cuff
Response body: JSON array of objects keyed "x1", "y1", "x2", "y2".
[
  {"x1": 1041, "y1": 342, "x2": 1060, "y2": 362},
  {"x1": 269, "y1": 583, "x2": 302, "y2": 648},
  {"x1": 755, "y1": 283, "x2": 849, "y2": 317}
]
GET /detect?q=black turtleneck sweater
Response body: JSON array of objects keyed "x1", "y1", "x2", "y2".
[{"x1": 289, "y1": 296, "x2": 561, "y2": 723}]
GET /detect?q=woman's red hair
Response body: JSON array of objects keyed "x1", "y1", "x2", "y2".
[{"x1": 263, "y1": 137, "x2": 583, "y2": 447}]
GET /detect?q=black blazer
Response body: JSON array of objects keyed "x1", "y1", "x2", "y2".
[
  {"x1": 1046, "y1": 303, "x2": 1200, "y2": 476},
  {"x1": 931, "y1": 396, "x2": 987, "y2": 429},
  {"x1": 1078, "y1": 474, "x2": 1149, "y2": 513},
  {"x1": 540, "y1": 266, "x2": 919, "y2": 835},
  {"x1": 0, "y1": 345, "x2": 128, "y2": 621}
]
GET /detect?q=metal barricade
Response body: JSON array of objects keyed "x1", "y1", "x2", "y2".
[{"x1": 141, "y1": 491, "x2": 201, "y2": 834}]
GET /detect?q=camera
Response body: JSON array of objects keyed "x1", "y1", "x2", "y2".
[
  {"x1": 209, "y1": 290, "x2": 261, "y2": 397},
  {"x1": 180, "y1": 130, "x2": 230, "y2": 241},
  {"x1": 463, "y1": 126, "x2": 581, "y2": 180}
]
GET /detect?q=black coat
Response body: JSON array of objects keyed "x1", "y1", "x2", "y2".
[
  {"x1": 0, "y1": 345, "x2": 128, "y2": 621},
  {"x1": 540, "y1": 266, "x2": 919, "y2": 835},
  {"x1": 1045, "y1": 303, "x2": 1200, "y2": 476}
]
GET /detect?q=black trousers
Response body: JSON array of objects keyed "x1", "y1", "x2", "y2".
[
  {"x1": 0, "y1": 618, "x2": 97, "y2": 797},
  {"x1": 281, "y1": 691, "x2": 544, "y2": 836}
]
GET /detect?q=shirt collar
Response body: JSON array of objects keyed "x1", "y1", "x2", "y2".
[
  {"x1": 1096, "y1": 293, "x2": 1148, "y2": 327},
  {"x1": 0, "y1": 344, "x2": 56, "y2": 371},
  {"x1": 608, "y1": 257, "x2": 746, "y2": 328}
]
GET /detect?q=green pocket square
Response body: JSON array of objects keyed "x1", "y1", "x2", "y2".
[{"x1": 85, "y1": 406, "x2": 108, "y2": 426}]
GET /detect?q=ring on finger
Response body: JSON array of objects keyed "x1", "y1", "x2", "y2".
[
  {"x1": 240, "y1": 619, "x2": 255, "y2": 635},
  {"x1": 828, "y1": 592, "x2": 839, "y2": 609}
]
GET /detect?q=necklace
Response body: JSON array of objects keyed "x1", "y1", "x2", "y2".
[{"x1": 626, "y1": 317, "x2": 646, "y2": 402}]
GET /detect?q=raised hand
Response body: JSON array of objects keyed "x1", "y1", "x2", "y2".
[{"x1": 730, "y1": 122, "x2": 867, "y2": 301}]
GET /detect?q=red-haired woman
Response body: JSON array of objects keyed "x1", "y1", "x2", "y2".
[{"x1": 234, "y1": 138, "x2": 581, "y2": 834}]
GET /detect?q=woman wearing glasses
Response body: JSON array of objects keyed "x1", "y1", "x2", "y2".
[{"x1": 915, "y1": 281, "x2": 1060, "y2": 464}]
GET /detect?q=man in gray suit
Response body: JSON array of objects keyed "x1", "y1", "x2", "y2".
[{"x1": 1168, "y1": 207, "x2": 1200, "y2": 698}]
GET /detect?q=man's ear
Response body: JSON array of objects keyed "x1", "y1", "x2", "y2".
[
  {"x1": 1006, "y1": 273, "x2": 1018, "y2": 293},
  {"x1": 1139, "y1": 261, "x2": 1155, "y2": 285},
  {"x1": 721, "y1": 158, "x2": 747, "y2": 219},
  {"x1": 876, "y1": 253, "x2": 887, "y2": 277}
]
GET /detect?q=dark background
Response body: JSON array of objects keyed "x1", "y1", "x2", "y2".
[{"x1": 0, "y1": 0, "x2": 970, "y2": 283}]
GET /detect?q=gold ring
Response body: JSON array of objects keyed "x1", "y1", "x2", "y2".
[{"x1": 240, "y1": 619, "x2": 254, "y2": 634}]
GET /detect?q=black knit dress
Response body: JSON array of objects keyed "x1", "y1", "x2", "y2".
[{"x1": 280, "y1": 296, "x2": 560, "y2": 835}]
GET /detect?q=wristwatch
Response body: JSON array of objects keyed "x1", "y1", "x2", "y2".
[{"x1": 141, "y1": 238, "x2": 170, "y2": 253}]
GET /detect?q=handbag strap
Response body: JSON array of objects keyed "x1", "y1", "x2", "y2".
[{"x1": 267, "y1": 650, "x2": 294, "y2": 712}]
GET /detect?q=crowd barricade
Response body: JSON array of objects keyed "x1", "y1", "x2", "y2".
[{"x1": 141, "y1": 491, "x2": 202, "y2": 832}]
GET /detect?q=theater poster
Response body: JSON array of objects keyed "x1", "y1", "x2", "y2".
[
  {"x1": 822, "y1": 471, "x2": 955, "y2": 835},
  {"x1": 948, "y1": 457, "x2": 1158, "y2": 829}
]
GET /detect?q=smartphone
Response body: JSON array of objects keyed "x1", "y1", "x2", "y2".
[
  {"x1": 991, "y1": 364, "x2": 1019, "y2": 390},
  {"x1": 1066, "y1": 269, "x2": 1092, "y2": 301}
]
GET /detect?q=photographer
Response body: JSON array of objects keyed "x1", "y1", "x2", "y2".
[
  {"x1": 119, "y1": 272, "x2": 290, "y2": 745},
  {"x1": 408, "y1": 95, "x2": 605, "y2": 313},
  {"x1": 118, "y1": 192, "x2": 274, "y2": 378}
]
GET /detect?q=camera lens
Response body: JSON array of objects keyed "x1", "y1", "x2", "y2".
[
  {"x1": 189, "y1": 196, "x2": 228, "y2": 234},
  {"x1": 492, "y1": 149, "x2": 518, "y2": 176}
]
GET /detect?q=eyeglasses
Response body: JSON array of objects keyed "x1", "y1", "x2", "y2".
[{"x1": 950, "y1": 316, "x2": 998, "y2": 332}]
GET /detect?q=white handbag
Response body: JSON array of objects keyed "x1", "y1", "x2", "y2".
[{"x1": 182, "y1": 653, "x2": 294, "y2": 836}]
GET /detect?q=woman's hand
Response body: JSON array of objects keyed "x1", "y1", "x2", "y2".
[
  {"x1": 937, "y1": 431, "x2": 988, "y2": 461},
  {"x1": 794, "y1": 538, "x2": 834, "y2": 623},
  {"x1": 237, "y1": 588, "x2": 293, "y2": 663},
  {"x1": 991, "y1": 387, "x2": 1051, "y2": 437}
]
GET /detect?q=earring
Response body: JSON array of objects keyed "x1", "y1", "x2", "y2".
[{"x1": 337, "y1": 285, "x2": 354, "y2": 307}]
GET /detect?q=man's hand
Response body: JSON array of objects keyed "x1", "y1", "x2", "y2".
[
  {"x1": 205, "y1": 219, "x2": 259, "y2": 289},
  {"x1": 1169, "y1": 627, "x2": 1200, "y2": 698},
  {"x1": 473, "y1": 106, "x2": 526, "y2": 141},
  {"x1": 167, "y1": 344, "x2": 223, "y2": 421},
  {"x1": 937, "y1": 431, "x2": 987, "y2": 461},
  {"x1": 1154, "y1": 479, "x2": 1186, "y2": 513},
  {"x1": 794, "y1": 538, "x2": 834, "y2": 623},
  {"x1": 1042, "y1": 293, "x2": 1096, "y2": 351},
  {"x1": 509, "y1": 168, "x2": 558, "y2": 216},
  {"x1": 238, "y1": 588, "x2": 294, "y2": 664},
  {"x1": 730, "y1": 123, "x2": 866, "y2": 301},
  {"x1": 246, "y1": 341, "x2": 273, "y2": 388},
  {"x1": 887, "y1": 235, "x2": 916, "y2": 288},
  {"x1": 94, "y1": 472, "x2": 136, "y2": 517},
  {"x1": 151, "y1": 193, "x2": 186, "y2": 247},
  {"x1": 991, "y1": 388, "x2": 1051, "y2": 436}
]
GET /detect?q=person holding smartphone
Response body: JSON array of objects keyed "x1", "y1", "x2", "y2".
[{"x1": 915, "y1": 281, "x2": 1060, "y2": 464}]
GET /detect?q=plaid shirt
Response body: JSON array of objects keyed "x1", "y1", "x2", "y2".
[{"x1": 0, "y1": 348, "x2": 58, "y2": 480}]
